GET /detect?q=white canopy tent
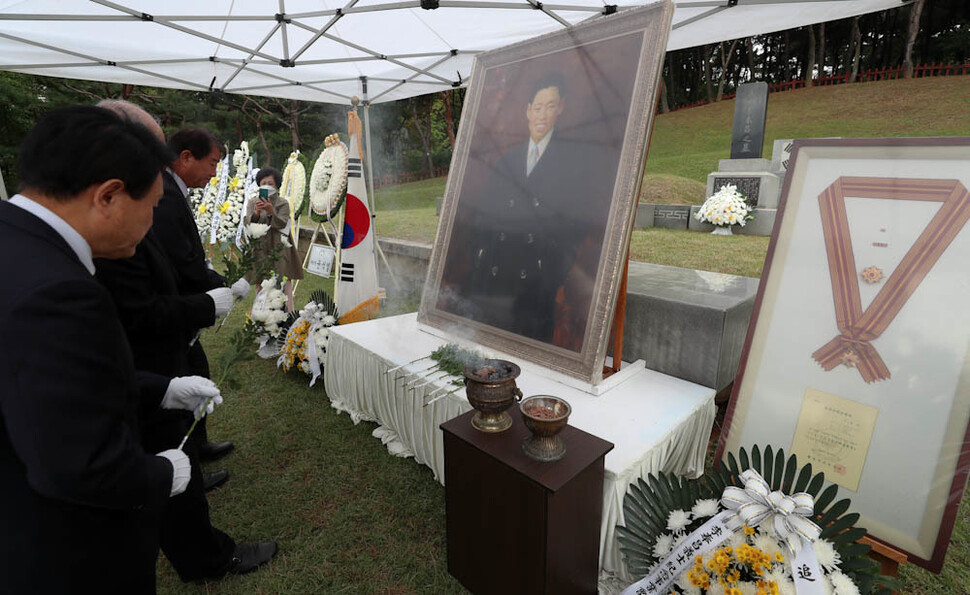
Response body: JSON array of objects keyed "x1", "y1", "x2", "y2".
[{"x1": 0, "y1": 0, "x2": 907, "y2": 106}]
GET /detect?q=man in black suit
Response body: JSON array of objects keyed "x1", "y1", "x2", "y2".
[
  {"x1": 439, "y1": 74, "x2": 606, "y2": 347},
  {"x1": 152, "y1": 127, "x2": 249, "y2": 469},
  {"x1": 0, "y1": 106, "x2": 221, "y2": 593},
  {"x1": 93, "y1": 101, "x2": 276, "y2": 583}
]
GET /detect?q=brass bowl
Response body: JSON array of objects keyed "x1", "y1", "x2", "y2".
[
  {"x1": 520, "y1": 395, "x2": 571, "y2": 462},
  {"x1": 463, "y1": 359, "x2": 522, "y2": 433}
]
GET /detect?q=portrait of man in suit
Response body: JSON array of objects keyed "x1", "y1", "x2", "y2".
[
  {"x1": 420, "y1": 6, "x2": 671, "y2": 382},
  {"x1": 437, "y1": 67, "x2": 622, "y2": 350}
]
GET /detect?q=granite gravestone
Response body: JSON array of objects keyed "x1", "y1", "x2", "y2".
[{"x1": 730, "y1": 82, "x2": 769, "y2": 159}]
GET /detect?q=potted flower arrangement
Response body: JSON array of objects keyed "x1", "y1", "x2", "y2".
[
  {"x1": 278, "y1": 289, "x2": 338, "y2": 387},
  {"x1": 695, "y1": 184, "x2": 754, "y2": 235}
]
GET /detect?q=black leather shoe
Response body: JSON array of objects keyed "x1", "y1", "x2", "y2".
[
  {"x1": 203, "y1": 470, "x2": 229, "y2": 492},
  {"x1": 226, "y1": 541, "x2": 278, "y2": 575},
  {"x1": 198, "y1": 440, "x2": 235, "y2": 462}
]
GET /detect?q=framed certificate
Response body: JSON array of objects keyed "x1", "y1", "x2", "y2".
[
  {"x1": 306, "y1": 243, "x2": 335, "y2": 278},
  {"x1": 719, "y1": 137, "x2": 970, "y2": 572}
]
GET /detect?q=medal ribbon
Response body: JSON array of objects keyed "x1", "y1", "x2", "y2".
[{"x1": 813, "y1": 177, "x2": 970, "y2": 383}]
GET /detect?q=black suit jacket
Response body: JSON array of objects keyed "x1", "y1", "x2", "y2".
[
  {"x1": 0, "y1": 201, "x2": 173, "y2": 594},
  {"x1": 95, "y1": 229, "x2": 216, "y2": 378},
  {"x1": 439, "y1": 134, "x2": 607, "y2": 344},
  {"x1": 153, "y1": 170, "x2": 225, "y2": 377}
]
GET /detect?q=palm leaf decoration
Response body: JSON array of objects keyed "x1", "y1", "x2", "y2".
[
  {"x1": 616, "y1": 445, "x2": 900, "y2": 594},
  {"x1": 308, "y1": 288, "x2": 338, "y2": 321}
]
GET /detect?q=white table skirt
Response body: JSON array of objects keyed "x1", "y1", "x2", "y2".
[{"x1": 324, "y1": 313, "x2": 716, "y2": 585}]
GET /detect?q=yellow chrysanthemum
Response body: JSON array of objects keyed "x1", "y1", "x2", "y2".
[
  {"x1": 219, "y1": 201, "x2": 231, "y2": 214},
  {"x1": 198, "y1": 203, "x2": 208, "y2": 214}
]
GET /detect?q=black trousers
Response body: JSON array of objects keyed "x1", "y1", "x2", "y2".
[{"x1": 142, "y1": 410, "x2": 235, "y2": 582}]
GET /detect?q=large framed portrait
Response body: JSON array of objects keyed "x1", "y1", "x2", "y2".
[
  {"x1": 719, "y1": 138, "x2": 970, "y2": 572},
  {"x1": 417, "y1": 1, "x2": 673, "y2": 384}
]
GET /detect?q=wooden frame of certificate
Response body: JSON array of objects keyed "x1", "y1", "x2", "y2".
[
  {"x1": 718, "y1": 137, "x2": 970, "y2": 572},
  {"x1": 417, "y1": 1, "x2": 673, "y2": 385}
]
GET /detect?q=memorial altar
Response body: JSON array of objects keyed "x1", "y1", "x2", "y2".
[{"x1": 324, "y1": 312, "x2": 716, "y2": 583}]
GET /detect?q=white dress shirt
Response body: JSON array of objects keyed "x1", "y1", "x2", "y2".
[{"x1": 526, "y1": 130, "x2": 554, "y2": 177}]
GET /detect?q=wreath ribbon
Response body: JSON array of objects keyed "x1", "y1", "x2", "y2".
[
  {"x1": 813, "y1": 177, "x2": 970, "y2": 383},
  {"x1": 722, "y1": 469, "x2": 821, "y2": 555}
]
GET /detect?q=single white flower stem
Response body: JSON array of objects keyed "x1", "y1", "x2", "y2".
[
  {"x1": 385, "y1": 355, "x2": 431, "y2": 375},
  {"x1": 408, "y1": 370, "x2": 449, "y2": 393},
  {"x1": 178, "y1": 356, "x2": 234, "y2": 451},
  {"x1": 423, "y1": 384, "x2": 464, "y2": 407},
  {"x1": 214, "y1": 296, "x2": 243, "y2": 333}
]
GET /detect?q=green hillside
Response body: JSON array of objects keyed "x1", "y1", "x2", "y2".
[{"x1": 375, "y1": 76, "x2": 970, "y2": 235}]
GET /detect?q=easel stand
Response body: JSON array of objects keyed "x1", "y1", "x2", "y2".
[
  {"x1": 860, "y1": 536, "x2": 907, "y2": 591},
  {"x1": 603, "y1": 252, "x2": 631, "y2": 379}
]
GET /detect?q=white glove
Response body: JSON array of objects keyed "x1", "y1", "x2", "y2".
[
  {"x1": 230, "y1": 277, "x2": 251, "y2": 299},
  {"x1": 157, "y1": 449, "x2": 191, "y2": 496},
  {"x1": 161, "y1": 376, "x2": 223, "y2": 419},
  {"x1": 205, "y1": 258, "x2": 216, "y2": 272},
  {"x1": 206, "y1": 287, "x2": 233, "y2": 317}
]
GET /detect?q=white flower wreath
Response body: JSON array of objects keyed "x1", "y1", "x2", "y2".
[{"x1": 309, "y1": 133, "x2": 349, "y2": 220}]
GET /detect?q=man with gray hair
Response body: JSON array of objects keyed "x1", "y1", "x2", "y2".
[{"x1": 95, "y1": 99, "x2": 276, "y2": 582}]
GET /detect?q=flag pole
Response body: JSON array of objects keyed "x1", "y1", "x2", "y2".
[{"x1": 359, "y1": 77, "x2": 401, "y2": 290}]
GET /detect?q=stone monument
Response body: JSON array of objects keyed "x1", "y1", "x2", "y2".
[{"x1": 693, "y1": 82, "x2": 780, "y2": 236}]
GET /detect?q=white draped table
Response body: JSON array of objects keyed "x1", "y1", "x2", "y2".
[{"x1": 324, "y1": 313, "x2": 716, "y2": 586}]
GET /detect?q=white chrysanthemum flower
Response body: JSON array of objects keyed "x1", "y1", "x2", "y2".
[
  {"x1": 777, "y1": 578, "x2": 797, "y2": 595},
  {"x1": 652, "y1": 534, "x2": 673, "y2": 558},
  {"x1": 738, "y1": 584, "x2": 758, "y2": 595},
  {"x1": 829, "y1": 571, "x2": 860, "y2": 595},
  {"x1": 322, "y1": 314, "x2": 336, "y2": 326},
  {"x1": 706, "y1": 584, "x2": 726, "y2": 595},
  {"x1": 246, "y1": 222, "x2": 270, "y2": 239},
  {"x1": 691, "y1": 499, "x2": 719, "y2": 519},
  {"x1": 666, "y1": 509, "x2": 691, "y2": 533},
  {"x1": 753, "y1": 533, "x2": 783, "y2": 558},
  {"x1": 821, "y1": 575, "x2": 835, "y2": 595},
  {"x1": 261, "y1": 277, "x2": 277, "y2": 290},
  {"x1": 299, "y1": 361, "x2": 311, "y2": 373},
  {"x1": 725, "y1": 531, "x2": 746, "y2": 549},
  {"x1": 813, "y1": 539, "x2": 842, "y2": 573}
]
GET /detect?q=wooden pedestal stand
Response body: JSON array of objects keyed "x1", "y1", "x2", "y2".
[
  {"x1": 603, "y1": 253, "x2": 630, "y2": 379},
  {"x1": 860, "y1": 536, "x2": 907, "y2": 591}
]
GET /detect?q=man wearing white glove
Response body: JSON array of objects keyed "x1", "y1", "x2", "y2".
[
  {"x1": 162, "y1": 376, "x2": 223, "y2": 420},
  {"x1": 231, "y1": 277, "x2": 251, "y2": 300},
  {"x1": 93, "y1": 101, "x2": 277, "y2": 584},
  {"x1": 206, "y1": 286, "x2": 234, "y2": 318},
  {"x1": 1, "y1": 105, "x2": 186, "y2": 593},
  {"x1": 157, "y1": 449, "x2": 192, "y2": 496}
]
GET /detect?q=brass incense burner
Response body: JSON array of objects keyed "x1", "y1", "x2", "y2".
[
  {"x1": 462, "y1": 359, "x2": 522, "y2": 433},
  {"x1": 520, "y1": 396, "x2": 571, "y2": 462}
]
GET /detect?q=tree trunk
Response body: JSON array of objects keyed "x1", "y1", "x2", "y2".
[
  {"x1": 410, "y1": 98, "x2": 434, "y2": 177},
  {"x1": 783, "y1": 31, "x2": 792, "y2": 81},
  {"x1": 658, "y1": 78, "x2": 669, "y2": 113},
  {"x1": 849, "y1": 16, "x2": 862, "y2": 82},
  {"x1": 806, "y1": 25, "x2": 816, "y2": 86},
  {"x1": 817, "y1": 22, "x2": 826, "y2": 80},
  {"x1": 903, "y1": 0, "x2": 926, "y2": 78},
  {"x1": 716, "y1": 39, "x2": 738, "y2": 101},
  {"x1": 746, "y1": 37, "x2": 756, "y2": 81},
  {"x1": 703, "y1": 45, "x2": 714, "y2": 102},
  {"x1": 425, "y1": 102, "x2": 434, "y2": 175},
  {"x1": 289, "y1": 100, "x2": 300, "y2": 150},
  {"x1": 440, "y1": 91, "x2": 456, "y2": 149}
]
